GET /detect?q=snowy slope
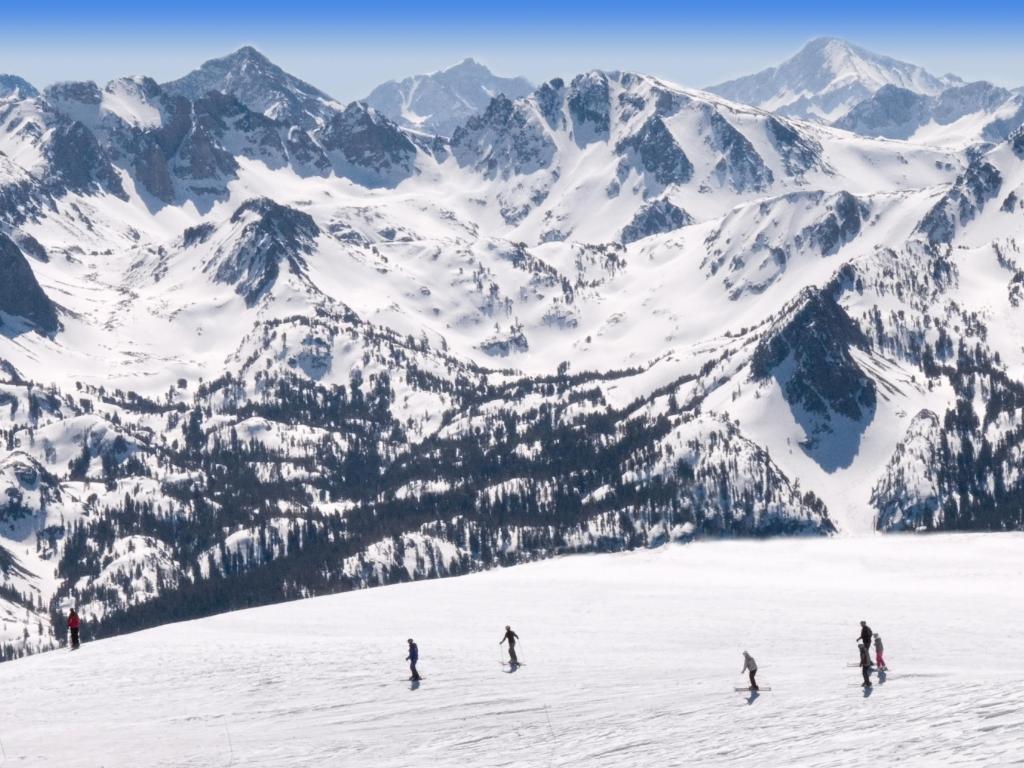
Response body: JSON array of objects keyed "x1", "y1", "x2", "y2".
[{"x1": 1, "y1": 534, "x2": 1022, "y2": 767}]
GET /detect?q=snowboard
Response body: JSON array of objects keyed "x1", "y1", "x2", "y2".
[{"x1": 734, "y1": 687, "x2": 771, "y2": 692}]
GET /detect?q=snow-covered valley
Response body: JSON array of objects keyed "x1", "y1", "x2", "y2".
[{"x1": 1, "y1": 533, "x2": 1021, "y2": 767}]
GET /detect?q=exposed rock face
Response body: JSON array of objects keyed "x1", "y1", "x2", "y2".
[
  {"x1": 766, "y1": 116, "x2": 825, "y2": 177},
  {"x1": 450, "y1": 94, "x2": 556, "y2": 179},
  {"x1": 207, "y1": 198, "x2": 320, "y2": 306},
  {"x1": 615, "y1": 116, "x2": 694, "y2": 188},
  {"x1": 703, "y1": 107, "x2": 773, "y2": 193},
  {"x1": 364, "y1": 58, "x2": 533, "y2": 138},
  {"x1": 567, "y1": 72, "x2": 611, "y2": 144},
  {"x1": 803, "y1": 191, "x2": 867, "y2": 255},
  {"x1": 0, "y1": 75, "x2": 38, "y2": 100},
  {"x1": 0, "y1": 233, "x2": 59, "y2": 333},
  {"x1": 42, "y1": 119, "x2": 126, "y2": 198},
  {"x1": 319, "y1": 102, "x2": 418, "y2": 186},
  {"x1": 751, "y1": 288, "x2": 876, "y2": 427},
  {"x1": 917, "y1": 159, "x2": 1002, "y2": 245},
  {"x1": 620, "y1": 199, "x2": 693, "y2": 244},
  {"x1": 833, "y1": 85, "x2": 932, "y2": 140}
]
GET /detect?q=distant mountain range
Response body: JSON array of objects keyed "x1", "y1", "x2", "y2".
[{"x1": 1, "y1": 39, "x2": 1023, "y2": 662}]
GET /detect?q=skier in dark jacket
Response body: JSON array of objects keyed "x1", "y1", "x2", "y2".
[
  {"x1": 406, "y1": 638, "x2": 421, "y2": 681},
  {"x1": 858, "y1": 642, "x2": 872, "y2": 687},
  {"x1": 499, "y1": 625, "x2": 520, "y2": 666},
  {"x1": 67, "y1": 608, "x2": 81, "y2": 650},
  {"x1": 858, "y1": 621, "x2": 873, "y2": 651}
]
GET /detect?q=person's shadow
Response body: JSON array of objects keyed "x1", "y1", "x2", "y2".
[
  {"x1": 503, "y1": 663, "x2": 520, "y2": 674},
  {"x1": 877, "y1": 669, "x2": 887, "y2": 685},
  {"x1": 863, "y1": 684, "x2": 874, "y2": 699},
  {"x1": 746, "y1": 691, "x2": 760, "y2": 706},
  {"x1": 410, "y1": 679, "x2": 421, "y2": 691}
]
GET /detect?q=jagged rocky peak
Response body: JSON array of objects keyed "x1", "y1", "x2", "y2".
[
  {"x1": 0, "y1": 74, "x2": 38, "y2": 100},
  {"x1": 162, "y1": 46, "x2": 339, "y2": 130},
  {"x1": 620, "y1": 198, "x2": 693, "y2": 244},
  {"x1": 450, "y1": 93, "x2": 556, "y2": 178},
  {"x1": 208, "y1": 197, "x2": 320, "y2": 306},
  {"x1": 364, "y1": 57, "x2": 533, "y2": 138},
  {"x1": 934, "y1": 81, "x2": 1013, "y2": 123},
  {"x1": 0, "y1": 232, "x2": 59, "y2": 334},
  {"x1": 917, "y1": 156, "x2": 1002, "y2": 245},
  {"x1": 702, "y1": 105, "x2": 773, "y2": 193},
  {"x1": 708, "y1": 37, "x2": 959, "y2": 123},
  {"x1": 751, "y1": 287, "x2": 876, "y2": 428},
  {"x1": 319, "y1": 101, "x2": 418, "y2": 185}
]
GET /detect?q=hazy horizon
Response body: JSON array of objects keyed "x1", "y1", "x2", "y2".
[{"x1": 2, "y1": 0, "x2": 1023, "y2": 102}]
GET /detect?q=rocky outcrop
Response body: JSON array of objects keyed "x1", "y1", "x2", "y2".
[
  {"x1": 451, "y1": 94, "x2": 556, "y2": 179},
  {"x1": 620, "y1": 199, "x2": 693, "y2": 244},
  {"x1": 917, "y1": 158, "x2": 1002, "y2": 245},
  {"x1": 0, "y1": 233, "x2": 59, "y2": 333}
]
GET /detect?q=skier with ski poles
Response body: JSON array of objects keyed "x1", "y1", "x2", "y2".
[
  {"x1": 67, "y1": 608, "x2": 81, "y2": 650},
  {"x1": 499, "y1": 625, "x2": 520, "y2": 666},
  {"x1": 741, "y1": 651, "x2": 759, "y2": 691},
  {"x1": 858, "y1": 641, "x2": 873, "y2": 687},
  {"x1": 406, "y1": 638, "x2": 421, "y2": 681}
]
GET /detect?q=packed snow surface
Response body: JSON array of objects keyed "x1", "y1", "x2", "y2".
[{"x1": 2, "y1": 533, "x2": 1021, "y2": 767}]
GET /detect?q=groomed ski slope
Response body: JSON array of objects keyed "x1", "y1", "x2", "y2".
[{"x1": 3, "y1": 534, "x2": 1022, "y2": 767}]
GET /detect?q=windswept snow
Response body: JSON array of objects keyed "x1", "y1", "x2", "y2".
[{"x1": 1, "y1": 533, "x2": 1021, "y2": 767}]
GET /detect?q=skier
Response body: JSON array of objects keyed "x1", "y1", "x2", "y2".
[
  {"x1": 858, "y1": 620, "x2": 873, "y2": 651},
  {"x1": 499, "y1": 625, "x2": 520, "y2": 666},
  {"x1": 741, "y1": 651, "x2": 758, "y2": 691},
  {"x1": 858, "y1": 642, "x2": 872, "y2": 687},
  {"x1": 874, "y1": 633, "x2": 887, "y2": 671},
  {"x1": 406, "y1": 638, "x2": 421, "y2": 681},
  {"x1": 67, "y1": 608, "x2": 81, "y2": 650}
]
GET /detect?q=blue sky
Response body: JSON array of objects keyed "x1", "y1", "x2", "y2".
[{"x1": 3, "y1": 1, "x2": 1023, "y2": 100}]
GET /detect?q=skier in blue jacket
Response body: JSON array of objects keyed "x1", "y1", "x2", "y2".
[{"x1": 406, "y1": 638, "x2": 421, "y2": 681}]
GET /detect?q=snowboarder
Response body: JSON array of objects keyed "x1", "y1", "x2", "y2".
[
  {"x1": 741, "y1": 651, "x2": 758, "y2": 691},
  {"x1": 406, "y1": 638, "x2": 421, "y2": 681},
  {"x1": 499, "y1": 625, "x2": 520, "y2": 666},
  {"x1": 858, "y1": 642, "x2": 872, "y2": 687},
  {"x1": 68, "y1": 608, "x2": 81, "y2": 650},
  {"x1": 874, "y1": 633, "x2": 887, "y2": 671},
  {"x1": 858, "y1": 621, "x2": 873, "y2": 651}
]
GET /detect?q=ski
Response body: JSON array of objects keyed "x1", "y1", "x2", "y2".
[{"x1": 734, "y1": 687, "x2": 772, "y2": 692}]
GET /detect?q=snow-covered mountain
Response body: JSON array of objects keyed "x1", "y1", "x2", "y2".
[
  {"x1": 365, "y1": 58, "x2": 533, "y2": 138},
  {"x1": 2, "y1": 48, "x2": 1024, "y2": 662},
  {"x1": 708, "y1": 37, "x2": 960, "y2": 123}
]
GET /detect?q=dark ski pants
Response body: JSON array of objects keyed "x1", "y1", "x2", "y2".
[
  {"x1": 70, "y1": 628, "x2": 80, "y2": 650},
  {"x1": 748, "y1": 670, "x2": 758, "y2": 690},
  {"x1": 409, "y1": 660, "x2": 420, "y2": 680},
  {"x1": 862, "y1": 666, "x2": 872, "y2": 686},
  {"x1": 508, "y1": 645, "x2": 518, "y2": 665}
]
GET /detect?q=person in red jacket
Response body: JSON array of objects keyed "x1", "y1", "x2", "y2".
[{"x1": 68, "y1": 608, "x2": 81, "y2": 650}]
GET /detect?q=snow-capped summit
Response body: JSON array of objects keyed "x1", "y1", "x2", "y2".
[
  {"x1": 162, "y1": 46, "x2": 343, "y2": 130},
  {"x1": 364, "y1": 58, "x2": 533, "y2": 138},
  {"x1": 708, "y1": 37, "x2": 960, "y2": 123}
]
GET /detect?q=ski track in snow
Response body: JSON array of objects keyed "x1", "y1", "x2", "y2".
[{"x1": 2, "y1": 533, "x2": 1022, "y2": 767}]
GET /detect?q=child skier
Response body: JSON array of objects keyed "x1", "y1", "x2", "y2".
[
  {"x1": 874, "y1": 633, "x2": 887, "y2": 671},
  {"x1": 741, "y1": 651, "x2": 759, "y2": 691}
]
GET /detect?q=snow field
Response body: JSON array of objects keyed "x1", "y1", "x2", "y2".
[{"x1": 1, "y1": 532, "x2": 1022, "y2": 767}]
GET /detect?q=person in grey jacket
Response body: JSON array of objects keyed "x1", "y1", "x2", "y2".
[{"x1": 741, "y1": 651, "x2": 759, "y2": 690}]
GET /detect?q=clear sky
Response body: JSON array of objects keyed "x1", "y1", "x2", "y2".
[{"x1": 3, "y1": 1, "x2": 1023, "y2": 101}]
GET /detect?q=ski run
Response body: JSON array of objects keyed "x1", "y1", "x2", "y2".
[{"x1": 2, "y1": 532, "x2": 1022, "y2": 767}]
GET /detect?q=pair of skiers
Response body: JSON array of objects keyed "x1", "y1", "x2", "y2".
[
  {"x1": 405, "y1": 626, "x2": 522, "y2": 680},
  {"x1": 857, "y1": 620, "x2": 887, "y2": 686}
]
